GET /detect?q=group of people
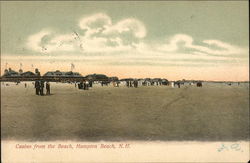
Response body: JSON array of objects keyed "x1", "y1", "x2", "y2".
[
  {"x1": 173, "y1": 82, "x2": 183, "y2": 88},
  {"x1": 101, "y1": 81, "x2": 109, "y2": 86},
  {"x1": 170, "y1": 81, "x2": 202, "y2": 88},
  {"x1": 126, "y1": 80, "x2": 139, "y2": 88},
  {"x1": 77, "y1": 81, "x2": 93, "y2": 90},
  {"x1": 112, "y1": 81, "x2": 120, "y2": 87},
  {"x1": 142, "y1": 81, "x2": 163, "y2": 86},
  {"x1": 34, "y1": 80, "x2": 50, "y2": 95}
]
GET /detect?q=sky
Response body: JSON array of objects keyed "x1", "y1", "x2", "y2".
[{"x1": 1, "y1": 1, "x2": 249, "y2": 81}]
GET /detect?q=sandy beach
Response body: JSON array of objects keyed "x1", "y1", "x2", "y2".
[{"x1": 1, "y1": 82, "x2": 249, "y2": 141}]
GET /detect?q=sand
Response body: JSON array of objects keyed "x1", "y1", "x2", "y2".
[{"x1": 1, "y1": 82, "x2": 249, "y2": 141}]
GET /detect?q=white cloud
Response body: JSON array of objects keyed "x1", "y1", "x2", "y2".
[
  {"x1": 79, "y1": 36, "x2": 133, "y2": 53},
  {"x1": 26, "y1": 13, "x2": 247, "y2": 62},
  {"x1": 27, "y1": 31, "x2": 78, "y2": 53},
  {"x1": 158, "y1": 34, "x2": 247, "y2": 56},
  {"x1": 79, "y1": 13, "x2": 112, "y2": 38},
  {"x1": 46, "y1": 34, "x2": 76, "y2": 52},
  {"x1": 78, "y1": 13, "x2": 146, "y2": 39},
  {"x1": 77, "y1": 13, "x2": 147, "y2": 52},
  {"x1": 102, "y1": 18, "x2": 146, "y2": 38},
  {"x1": 27, "y1": 13, "x2": 147, "y2": 53},
  {"x1": 158, "y1": 34, "x2": 193, "y2": 52},
  {"x1": 201, "y1": 40, "x2": 246, "y2": 55},
  {"x1": 26, "y1": 30, "x2": 51, "y2": 53}
]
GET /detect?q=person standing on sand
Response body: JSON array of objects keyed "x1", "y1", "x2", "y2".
[
  {"x1": 24, "y1": 83, "x2": 27, "y2": 88},
  {"x1": 35, "y1": 80, "x2": 40, "y2": 95},
  {"x1": 78, "y1": 81, "x2": 83, "y2": 89},
  {"x1": 46, "y1": 82, "x2": 50, "y2": 95},
  {"x1": 129, "y1": 81, "x2": 132, "y2": 87},
  {"x1": 134, "y1": 80, "x2": 138, "y2": 88},
  {"x1": 40, "y1": 80, "x2": 45, "y2": 95},
  {"x1": 83, "y1": 81, "x2": 86, "y2": 90},
  {"x1": 86, "y1": 81, "x2": 89, "y2": 90},
  {"x1": 171, "y1": 82, "x2": 174, "y2": 88}
]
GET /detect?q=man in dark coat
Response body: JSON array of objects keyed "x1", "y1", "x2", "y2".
[
  {"x1": 177, "y1": 82, "x2": 181, "y2": 88},
  {"x1": 46, "y1": 81, "x2": 50, "y2": 95},
  {"x1": 134, "y1": 80, "x2": 138, "y2": 88},
  {"x1": 83, "y1": 81, "x2": 86, "y2": 90},
  {"x1": 89, "y1": 81, "x2": 93, "y2": 87},
  {"x1": 35, "y1": 80, "x2": 40, "y2": 95},
  {"x1": 40, "y1": 80, "x2": 45, "y2": 95},
  {"x1": 126, "y1": 81, "x2": 129, "y2": 87},
  {"x1": 129, "y1": 81, "x2": 132, "y2": 87},
  {"x1": 197, "y1": 82, "x2": 202, "y2": 87}
]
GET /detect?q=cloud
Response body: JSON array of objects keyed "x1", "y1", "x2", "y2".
[
  {"x1": 79, "y1": 36, "x2": 134, "y2": 53},
  {"x1": 26, "y1": 13, "x2": 147, "y2": 53},
  {"x1": 158, "y1": 34, "x2": 247, "y2": 56},
  {"x1": 26, "y1": 30, "x2": 51, "y2": 53},
  {"x1": 102, "y1": 18, "x2": 146, "y2": 38},
  {"x1": 79, "y1": 13, "x2": 112, "y2": 38},
  {"x1": 26, "y1": 13, "x2": 247, "y2": 62},
  {"x1": 77, "y1": 13, "x2": 147, "y2": 52},
  {"x1": 27, "y1": 31, "x2": 79, "y2": 53},
  {"x1": 78, "y1": 13, "x2": 146, "y2": 39}
]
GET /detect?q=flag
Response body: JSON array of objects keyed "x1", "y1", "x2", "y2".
[{"x1": 71, "y1": 63, "x2": 75, "y2": 71}]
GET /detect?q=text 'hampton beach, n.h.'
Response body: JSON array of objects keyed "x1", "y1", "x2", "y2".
[{"x1": 15, "y1": 143, "x2": 131, "y2": 150}]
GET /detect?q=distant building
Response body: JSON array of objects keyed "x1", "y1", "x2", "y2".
[
  {"x1": 43, "y1": 70, "x2": 82, "y2": 77},
  {"x1": 2, "y1": 68, "x2": 40, "y2": 78},
  {"x1": 21, "y1": 71, "x2": 36, "y2": 77},
  {"x1": 2, "y1": 68, "x2": 20, "y2": 77},
  {"x1": 144, "y1": 78, "x2": 151, "y2": 81},
  {"x1": 85, "y1": 74, "x2": 109, "y2": 81},
  {"x1": 43, "y1": 70, "x2": 63, "y2": 77},
  {"x1": 161, "y1": 79, "x2": 169, "y2": 85},
  {"x1": 152, "y1": 78, "x2": 162, "y2": 82},
  {"x1": 120, "y1": 78, "x2": 134, "y2": 81},
  {"x1": 64, "y1": 71, "x2": 82, "y2": 77},
  {"x1": 109, "y1": 76, "x2": 119, "y2": 81}
]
